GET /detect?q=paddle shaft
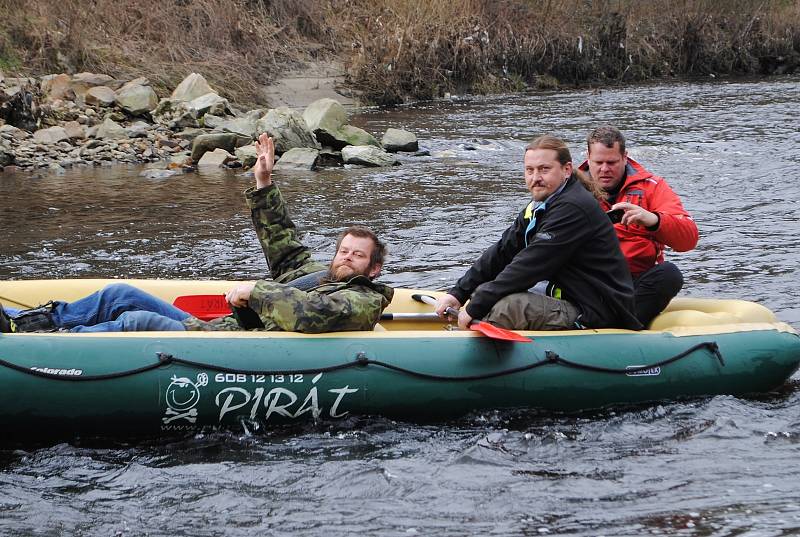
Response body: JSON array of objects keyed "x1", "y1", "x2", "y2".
[
  {"x1": 411, "y1": 293, "x2": 532, "y2": 343},
  {"x1": 380, "y1": 312, "x2": 440, "y2": 321}
]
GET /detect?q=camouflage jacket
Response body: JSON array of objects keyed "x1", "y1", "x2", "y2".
[{"x1": 183, "y1": 184, "x2": 394, "y2": 333}]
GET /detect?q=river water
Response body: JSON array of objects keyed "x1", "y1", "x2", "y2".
[{"x1": 1, "y1": 76, "x2": 800, "y2": 535}]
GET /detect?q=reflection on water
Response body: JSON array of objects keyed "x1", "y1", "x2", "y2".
[{"x1": 1, "y1": 76, "x2": 800, "y2": 535}]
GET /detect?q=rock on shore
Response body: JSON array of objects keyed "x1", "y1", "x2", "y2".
[{"x1": 0, "y1": 71, "x2": 419, "y2": 174}]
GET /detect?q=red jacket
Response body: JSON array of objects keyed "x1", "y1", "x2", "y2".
[{"x1": 579, "y1": 158, "x2": 699, "y2": 276}]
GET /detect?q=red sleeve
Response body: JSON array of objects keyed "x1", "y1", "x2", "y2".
[{"x1": 650, "y1": 180, "x2": 699, "y2": 252}]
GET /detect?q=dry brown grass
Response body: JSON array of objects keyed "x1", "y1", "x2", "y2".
[
  {"x1": 1, "y1": 0, "x2": 798, "y2": 106},
  {"x1": 332, "y1": 0, "x2": 800, "y2": 103},
  {"x1": 0, "y1": 0, "x2": 324, "y2": 103}
]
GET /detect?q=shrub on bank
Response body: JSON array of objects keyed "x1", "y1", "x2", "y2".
[{"x1": 1, "y1": 0, "x2": 798, "y2": 106}]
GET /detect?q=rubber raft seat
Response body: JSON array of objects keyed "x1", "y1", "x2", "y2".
[{"x1": 649, "y1": 298, "x2": 778, "y2": 331}]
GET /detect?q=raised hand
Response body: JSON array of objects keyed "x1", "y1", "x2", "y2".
[{"x1": 254, "y1": 133, "x2": 275, "y2": 189}]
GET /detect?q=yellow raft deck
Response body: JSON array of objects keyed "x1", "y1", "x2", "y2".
[{"x1": 0, "y1": 279, "x2": 795, "y2": 338}]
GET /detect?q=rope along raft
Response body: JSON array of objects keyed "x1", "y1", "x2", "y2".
[{"x1": 0, "y1": 342, "x2": 723, "y2": 382}]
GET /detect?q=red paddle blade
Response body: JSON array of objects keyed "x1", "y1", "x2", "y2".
[
  {"x1": 173, "y1": 294, "x2": 231, "y2": 321},
  {"x1": 470, "y1": 321, "x2": 532, "y2": 343}
]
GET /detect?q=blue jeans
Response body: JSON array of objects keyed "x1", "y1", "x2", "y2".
[
  {"x1": 9, "y1": 272, "x2": 329, "y2": 333},
  {"x1": 49, "y1": 283, "x2": 190, "y2": 332}
]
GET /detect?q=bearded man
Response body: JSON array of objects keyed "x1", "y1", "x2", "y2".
[
  {"x1": 434, "y1": 135, "x2": 640, "y2": 332},
  {"x1": 0, "y1": 135, "x2": 393, "y2": 334}
]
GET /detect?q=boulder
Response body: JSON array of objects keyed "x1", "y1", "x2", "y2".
[
  {"x1": 168, "y1": 153, "x2": 192, "y2": 167},
  {"x1": 41, "y1": 74, "x2": 75, "y2": 102},
  {"x1": 235, "y1": 144, "x2": 258, "y2": 168},
  {"x1": 3, "y1": 76, "x2": 36, "y2": 87},
  {"x1": 188, "y1": 92, "x2": 230, "y2": 117},
  {"x1": 190, "y1": 132, "x2": 251, "y2": 162},
  {"x1": 96, "y1": 117, "x2": 128, "y2": 140},
  {"x1": 256, "y1": 107, "x2": 318, "y2": 155},
  {"x1": 127, "y1": 121, "x2": 151, "y2": 139},
  {"x1": 48, "y1": 162, "x2": 66, "y2": 175},
  {"x1": 303, "y1": 98, "x2": 348, "y2": 146},
  {"x1": 125, "y1": 77, "x2": 151, "y2": 87},
  {"x1": 140, "y1": 168, "x2": 180, "y2": 179},
  {"x1": 0, "y1": 124, "x2": 29, "y2": 140},
  {"x1": 106, "y1": 110, "x2": 127, "y2": 123},
  {"x1": 151, "y1": 98, "x2": 199, "y2": 130},
  {"x1": 317, "y1": 147, "x2": 343, "y2": 168},
  {"x1": 116, "y1": 81, "x2": 158, "y2": 116},
  {"x1": 273, "y1": 147, "x2": 319, "y2": 170},
  {"x1": 335, "y1": 124, "x2": 380, "y2": 149},
  {"x1": 202, "y1": 114, "x2": 225, "y2": 130},
  {"x1": 0, "y1": 145, "x2": 14, "y2": 167},
  {"x1": 197, "y1": 148, "x2": 234, "y2": 167},
  {"x1": 171, "y1": 73, "x2": 215, "y2": 102},
  {"x1": 381, "y1": 128, "x2": 419, "y2": 152},
  {"x1": 244, "y1": 108, "x2": 268, "y2": 120},
  {"x1": 300, "y1": 98, "x2": 380, "y2": 149},
  {"x1": 33, "y1": 126, "x2": 69, "y2": 145},
  {"x1": 72, "y1": 73, "x2": 122, "y2": 99},
  {"x1": 63, "y1": 121, "x2": 86, "y2": 140},
  {"x1": 211, "y1": 117, "x2": 256, "y2": 140},
  {"x1": 0, "y1": 89, "x2": 38, "y2": 131},
  {"x1": 173, "y1": 128, "x2": 207, "y2": 142},
  {"x1": 303, "y1": 98, "x2": 347, "y2": 132},
  {"x1": 72, "y1": 72, "x2": 116, "y2": 88},
  {"x1": 84, "y1": 86, "x2": 116, "y2": 107},
  {"x1": 216, "y1": 117, "x2": 258, "y2": 139},
  {"x1": 341, "y1": 145, "x2": 398, "y2": 167}
]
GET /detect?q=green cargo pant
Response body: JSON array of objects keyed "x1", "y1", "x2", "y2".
[{"x1": 483, "y1": 292, "x2": 580, "y2": 330}]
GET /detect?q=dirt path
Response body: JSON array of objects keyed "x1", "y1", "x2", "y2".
[{"x1": 260, "y1": 61, "x2": 359, "y2": 109}]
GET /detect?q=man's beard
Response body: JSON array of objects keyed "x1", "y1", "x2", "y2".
[{"x1": 328, "y1": 260, "x2": 372, "y2": 282}]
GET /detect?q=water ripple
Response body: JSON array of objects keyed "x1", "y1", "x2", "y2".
[{"x1": 2, "y1": 75, "x2": 800, "y2": 535}]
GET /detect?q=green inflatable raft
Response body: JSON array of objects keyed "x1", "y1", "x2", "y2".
[{"x1": 1, "y1": 279, "x2": 798, "y2": 438}]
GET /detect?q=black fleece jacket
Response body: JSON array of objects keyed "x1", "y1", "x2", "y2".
[{"x1": 450, "y1": 174, "x2": 642, "y2": 330}]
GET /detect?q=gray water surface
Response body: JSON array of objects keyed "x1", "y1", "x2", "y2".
[{"x1": 1, "y1": 76, "x2": 800, "y2": 536}]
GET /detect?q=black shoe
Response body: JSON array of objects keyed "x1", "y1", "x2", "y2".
[
  {"x1": 0, "y1": 303, "x2": 13, "y2": 333},
  {"x1": 10, "y1": 302, "x2": 56, "y2": 333}
]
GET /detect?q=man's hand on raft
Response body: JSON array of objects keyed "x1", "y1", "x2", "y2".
[
  {"x1": 434, "y1": 294, "x2": 474, "y2": 330},
  {"x1": 254, "y1": 134, "x2": 275, "y2": 189},
  {"x1": 226, "y1": 282, "x2": 256, "y2": 308}
]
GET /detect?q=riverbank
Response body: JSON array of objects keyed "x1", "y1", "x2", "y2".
[
  {"x1": 2, "y1": 0, "x2": 798, "y2": 106},
  {"x1": 0, "y1": 72, "x2": 421, "y2": 173},
  {"x1": 1, "y1": 0, "x2": 798, "y2": 172}
]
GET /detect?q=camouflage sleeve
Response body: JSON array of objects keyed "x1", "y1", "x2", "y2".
[
  {"x1": 245, "y1": 185, "x2": 326, "y2": 282},
  {"x1": 247, "y1": 280, "x2": 387, "y2": 333},
  {"x1": 181, "y1": 315, "x2": 242, "y2": 332}
]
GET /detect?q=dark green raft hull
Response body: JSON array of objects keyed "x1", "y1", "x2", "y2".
[{"x1": 1, "y1": 326, "x2": 799, "y2": 437}]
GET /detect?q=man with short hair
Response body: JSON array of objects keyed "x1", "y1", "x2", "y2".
[
  {"x1": 435, "y1": 135, "x2": 641, "y2": 332},
  {"x1": 0, "y1": 135, "x2": 393, "y2": 333},
  {"x1": 580, "y1": 126, "x2": 699, "y2": 326}
]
